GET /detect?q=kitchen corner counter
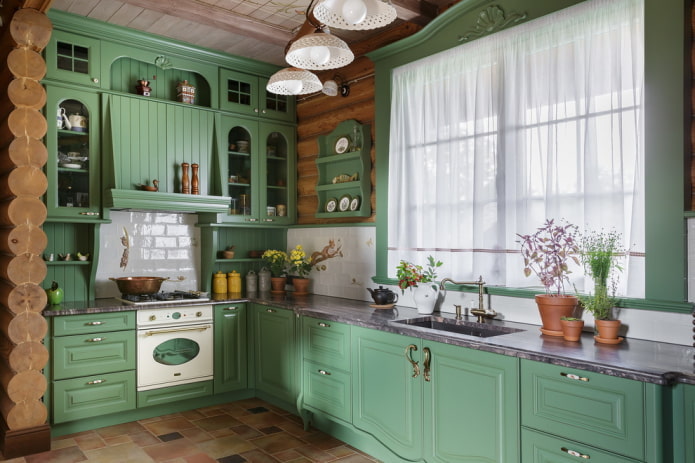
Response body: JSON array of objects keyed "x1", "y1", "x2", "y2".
[{"x1": 43, "y1": 293, "x2": 695, "y2": 386}]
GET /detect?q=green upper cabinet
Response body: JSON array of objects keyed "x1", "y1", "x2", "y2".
[
  {"x1": 219, "y1": 69, "x2": 295, "y2": 122},
  {"x1": 45, "y1": 85, "x2": 102, "y2": 220},
  {"x1": 44, "y1": 30, "x2": 101, "y2": 88},
  {"x1": 215, "y1": 114, "x2": 296, "y2": 225}
]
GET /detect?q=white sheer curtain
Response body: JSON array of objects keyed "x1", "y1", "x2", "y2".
[{"x1": 387, "y1": 0, "x2": 644, "y2": 297}]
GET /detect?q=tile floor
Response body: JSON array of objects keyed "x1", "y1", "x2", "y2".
[{"x1": 1, "y1": 398, "x2": 381, "y2": 463}]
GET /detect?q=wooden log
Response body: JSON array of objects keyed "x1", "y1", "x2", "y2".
[
  {"x1": 0, "y1": 166, "x2": 48, "y2": 199},
  {"x1": 0, "y1": 391, "x2": 47, "y2": 430},
  {"x1": 7, "y1": 78, "x2": 46, "y2": 110},
  {"x1": 5, "y1": 47, "x2": 46, "y2": 81},
  {"x1": 0, "y1": 225, "x2": 47, "y2": 256},
  {"x1": 0, "y1": 308, "x2": 47, "y2": 344},
  {"x1": 9, "y1": 8, "x2": 52, "y2": 51},
  {"x1": 0, "y1": 369, "x2": 45, "y2": 403},
  {"x1": 0, "y1": 282, "x2": 47, "y2": 315},
  {"x1": 4, "y1": 107, "x2": 47, "y2": 140},
  {"x1": 297, "y1": 100, "x2": 375, "y2": 139},
  {"x1": 0, "y1": 254, "x2": 47, "y2": 286},
  {"x1": 0, "y1": 137, "x2": 48, "y2": 172},
  {"x1": 7, "y1": 341, "x2": 48, "y2": 373},
  {"x1": 0, "y1": 196, "x2": 47, "y2": 227}
]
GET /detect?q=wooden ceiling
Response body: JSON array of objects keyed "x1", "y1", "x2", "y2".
[{"x1": 46, "y1": 0, "x2": 453, "y2": 66}]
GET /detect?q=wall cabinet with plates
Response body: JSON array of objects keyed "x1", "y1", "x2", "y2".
[
  {"x1": 219, "y1": 68, "x2": 295, "y2": 122},
  {"x1": 315, "y1": 120, "x2": 371, "y2": 218}
]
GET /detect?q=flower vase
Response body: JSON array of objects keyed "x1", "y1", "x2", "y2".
[
  {"x1": 413, "y1": 284, "x2": 439, "y2": 314},
  {"x1": 292, "y1": 277, "x2": 310, "y2": 296},
  {"x1": 594, "y1": 319, "x2": 622, "y2": 344},
  {"x1": 270, "y1": 276, "x2": 286, "y2": 295}
]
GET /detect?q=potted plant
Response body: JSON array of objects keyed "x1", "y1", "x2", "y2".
[
  {"x1": 396, "y1": 255, "x2": 443, "y2": 314},
  {"x1": 577, "y1": 229, "x2": 625, "y2": 343},
  {"x1": 288, "y1": 244, "x2": 313, "y2": 295},
  {"x1": 559, "y1": 316, "x2": 584, "y2": 342},
  {"x1": 517, "y1": 219, "x2": 580, "y2": 336},
  {"x1": 262, "y1": 249, "x2": 288, "y2": 294}
]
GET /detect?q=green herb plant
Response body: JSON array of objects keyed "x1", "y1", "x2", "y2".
[
  {"x1": 577, "y1": 229, "x2": 625, "y2": 320},
  {"x1": 396, "y1": 255, "x2": 443, "y2": 293}
]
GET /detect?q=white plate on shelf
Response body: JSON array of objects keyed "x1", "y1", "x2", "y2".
[{"x1": 59, "y1": 162, "x2": 82, "y2": 169}]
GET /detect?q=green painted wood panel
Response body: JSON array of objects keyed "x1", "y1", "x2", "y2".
[
  {"x1": 53, "y1": 370, "x2": 136, "y2": 424},
  {"x1": 137, "y1": 381, "x2": 213, "y2": 408},
  {"x1": 252, "y1": 304, "x2": 297, "y2": 404},
  {"x1": 213, "y1": 304, "x2": 248, "y2": 393},
  {"x1": 43, "y1": 222, "x2": 94, "y2": 302},
  {"x1": 110, "y1": 57, "x2": 211, "y2": 106},
  {"x1": 52, "y1": 311, "x2": 135, "y2": 337},
  {"x1": 521, "y1": 359, "x2": 645, "y2": 460},
  {"x1": 302, "y1": 317, "x2": 350, "y2": 371},
  {"x1": 425, "y1": 340, "x2": 519, "y2": 463},
  {"x1": 303, "y1": 360, "x2": 351, "y2": 422},
  {"x1": 352, "y1": 326, "x2": 422, "y2": 461},
  {"x1": 521, "y1": 428, "x2": 639, "y2": 463},
  {"x1": 53, "y1": 330, "x2": 135, "y2": 380}
]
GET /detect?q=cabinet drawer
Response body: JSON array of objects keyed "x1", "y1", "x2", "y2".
[
  {"x1": 53, "y1": 311, "x2": 135, "y2": 336},
  {"x1": 53, "y1": 330, "x2": 135, "y2": 380},
  {"x1": 302, "y1": 317, "x2": 350, "y2": 370},
  {"x1": 303, "y1": 360, "x2": 351, "y2": 422},
  {"x1": 522, "y1": 428, "x2": 639, "y2": 463},
  {"x1": 521, "y1": 360, "x2": 644, "y2": 461},
  {"x1": 53, "y1": 370, "x2": 135, "y2": 424}
]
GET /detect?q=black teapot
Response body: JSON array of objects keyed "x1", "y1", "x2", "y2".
[{"x1": 367, "y1": 286, "x2": 398, "y2": 305}]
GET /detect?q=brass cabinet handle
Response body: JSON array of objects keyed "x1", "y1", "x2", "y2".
[
  {"x1": 87, "y1": 379, "x2": 106, "y2": 385},
  {"x1": 79, "y1": 211, "x2": 99, "y2": 216},
  {"x1": 561, "y1": 447, "x2": 590, "y2": 459},
  {"x1": 266, "y1": 308, "x2": 276, "y2": 313},
  {"x1": 561, "y1": 372, "x2": 590, "y2": 382},
  {"x1": 423, "y1": 347, "x2": 431, "y2": 382},
  {"x1": 86, "y1": 337, "x2": 105, "y2": 342},
  {"x1": 224, "y1": 306, "x2": 238, "y2": 311},
  {"x1": 85, "y1": 321, "x2": 104, "y2": 326},
  {"x1": 404, "y1": 344, "x2": 420, "y2": 378},
  {"x1": 318, "y1": 322, "x2": 330, "y2": 328},
  {"x1": 318, "y1": 369, "x2": 331, "y2": 376}
]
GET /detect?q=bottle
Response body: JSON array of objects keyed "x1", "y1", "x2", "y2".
[
  {"x1": 258, "y1": 267, "x2": 271, "y2": 292},
  {"x1": 227, "y1": 270, "x2": 241, "y2": 293},
  {"x1": 246, "y1": 270, "x2": 258, "y2": 293},
  {"x1": 212, "y1": 271, "x2": 227, "y2": 294}
]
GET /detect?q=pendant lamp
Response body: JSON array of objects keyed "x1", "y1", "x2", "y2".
[
  {"x1": 313, "y1": 0, "x2": 397, "y2": 30},
  {"x1": 266, "y1": 67, "x2": 323, "y2": 95},
  {"x1": 285, "y1": 29, "x2": 354, "y2": 70}
]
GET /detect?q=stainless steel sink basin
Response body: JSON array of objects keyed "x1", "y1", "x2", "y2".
[{"x1": 392, "y1": 316, "x2": 524, "y2": 338}]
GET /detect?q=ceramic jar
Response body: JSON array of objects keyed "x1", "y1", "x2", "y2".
[{"x1": 258, "y1": 267, "x2": 271, "y2": 292}]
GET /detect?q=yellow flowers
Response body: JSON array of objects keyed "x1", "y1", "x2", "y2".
[
  {"x1": 262, "y1": 249, "x2": 288, "y2": 277},
  {"x1": 289, "y1": 245, "x2": 313, "y2": 278}
]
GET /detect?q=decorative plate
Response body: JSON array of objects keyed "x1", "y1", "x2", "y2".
[
  {"x1": 338, "y1": 194, "x2": 351, "y2": 212},
  {"x1": 325, "y1": 197, "x2": 338, "y2": 213},
  {"x1": 349, "y1": 195, "x2": 361, "y2": 211},
  {"x1": 335, "y1": 136, "x2": 350, "y2": 154}
]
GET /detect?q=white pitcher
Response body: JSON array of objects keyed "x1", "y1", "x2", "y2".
[
  {"x1": 57, "y1": 108, "x2": 66, "y2": 129},
  {"x1": 413, "y1": 284, "x2": 440, "y2": 314}
]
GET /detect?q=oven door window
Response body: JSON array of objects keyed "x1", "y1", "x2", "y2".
[{"x1": 153, "y1": 338, "x2": 200, "y2": 365}]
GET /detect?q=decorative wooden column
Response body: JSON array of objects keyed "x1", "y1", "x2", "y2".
[{"x1": 0, "y1": 3, "x2": 52, "y2": 458}]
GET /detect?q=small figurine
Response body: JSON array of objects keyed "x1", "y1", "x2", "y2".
[{"x1": 136, "y1": 79, "x2": 152, "y2": 96}]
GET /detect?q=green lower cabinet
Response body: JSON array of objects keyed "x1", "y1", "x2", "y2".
[
  {"x1": 53, "y1": 330, "x2": 135, "y2": 380},
  {"x1": 213, "y1": 303, "x2": 248, "y2": 393},
  {"x1": 138, "y1": 381, "x2": 214, "y2": 408},
  {"x1": 53, "y1": 370, "x2": 136, "y2": 423},
  {"x1": 303, "y1": 360, "x2": 351, "y2": 422},
  {"x1": 672, "y1": 383, "x2": 695, "y2": 462},
  {"x1": 522, "y1": 428, "x2": 639, "y2": 463},
  {"x1": 252, "y1": 304, "x2": 297, "y2": 406}
]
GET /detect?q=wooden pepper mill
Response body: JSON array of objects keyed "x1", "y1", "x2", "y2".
[
  {"x1": 181, "y1": 162, "x2": 190, "y2": 194},
  {"x1": 191, "y1": 163, "x2": 199, "y2": 195}
]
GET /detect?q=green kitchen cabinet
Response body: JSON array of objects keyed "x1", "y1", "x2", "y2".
[
  {"x1": 215, "y1": 114, "x2": 296, "y2": 225},
  {"x1": 301, "y1": 317, "x2": 352, "y2": 422},
  {"x1": 522, "y1": 428, "x2": 639, "y2": 463},
  {"x1": 352, "y1": 326, "x2": 519, "y2": 462},
  {"x1": 521, "y1": 359, "x2": 647, "y2": 462},
  {"x1": 252, "y1": 303, "x2": 298, "y2": 407},
  {"x1": 672, "y1": 383, "x2": 695, "y2": 462},
  {"x1": 45, "y1": 85, "x2": 102, "y2": 220},
  {"x1": 44, "y1": 30, "x2": 101, "y2": 88},
  {"x1": 214, "y1": 303, "x2": 248, "y2": 393},
  {"x1": 219, "y1": 68, "x2": 295, "y2": 122}
]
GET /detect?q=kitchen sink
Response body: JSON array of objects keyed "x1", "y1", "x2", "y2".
[{"x1": 391, "y1": 316, "x2": 524, "y2": 338}]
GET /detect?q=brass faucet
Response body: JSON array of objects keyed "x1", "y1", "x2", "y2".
[{"x1": 440, "y1": 276, "x2": 496, "y2": 323}]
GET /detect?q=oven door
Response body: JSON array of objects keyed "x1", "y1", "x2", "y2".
[{"x1": 137, "y1": 323, "x2": 213, "y2": 391}]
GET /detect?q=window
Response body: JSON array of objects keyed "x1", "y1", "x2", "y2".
[{"x1": 387, "y1": 0, "x2": 644, "y2": 297}]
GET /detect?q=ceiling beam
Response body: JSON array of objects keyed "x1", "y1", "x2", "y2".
[
  {"x1": 117, "y1": 0, "x2": 294, "y2": 47},
  {"x1": 391, "y1": 0, "x2": 440, "y2": 26}
]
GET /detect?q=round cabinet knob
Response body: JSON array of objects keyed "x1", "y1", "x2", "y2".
[
  {"x1": 172, "y1": 312, "x2": 181, "y2": 320},
  {"x1": 254, "y1": 108, "x2": 259, "y2": 113},
  {"x1": 196, "y1": 311, "x2": 202, "y2": 317},
  {"x1": 92, "y1": 77, "x2": 99, "y2": 83},
  {"x1": 149, "y1": 315, "x2": 156, "y2": 321}
]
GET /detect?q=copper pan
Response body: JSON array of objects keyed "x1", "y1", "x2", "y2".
[{"x1": 109, "y1": 276, "x2": 170, "y2": 295}]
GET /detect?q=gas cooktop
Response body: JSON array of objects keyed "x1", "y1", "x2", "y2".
[{"x1": 117, "y1": 291, "x2": 210, "y2": 305}]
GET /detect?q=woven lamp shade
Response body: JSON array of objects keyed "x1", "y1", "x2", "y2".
[
  {"x1": 313, "y1": 0, "x2": 397, "y2": 30},
  {"x1": 266, "y1": 67, "x2": 322, "y2": 95},
  {"x1": 285, "y1": 30, "x2": 354, "y2": 70}
]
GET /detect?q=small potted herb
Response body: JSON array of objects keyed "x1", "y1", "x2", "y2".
[
  {"x1": 517, "y1": 219, "x2": 580, "y2": 336},
  {"x1": 559, "y1": 316, "x2": 584, "y2": 342}
]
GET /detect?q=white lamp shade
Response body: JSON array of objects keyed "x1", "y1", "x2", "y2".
[
  {"x1": 322, "y1": 80, "x2": 339, "y2": 96},
  {"x1": 266, "y1": 68, "x2": 323, "y2": 95},
  {"x1": 314, "y1": 0, "x2": 397, "y2": 30},
  {"x1": 286, "y1": 31, "x2": 354, "y2": 70}
]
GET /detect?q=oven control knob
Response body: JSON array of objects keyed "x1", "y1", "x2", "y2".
[
  {"x1": 196, "y1": 311, "x2": 202, "y2": 317},
  {"x1": 172, "y1": 312, "x2": 181, "y2": 320},
  {"x1": 149, "y1": 315, "x2": 156, "y2": 321}
]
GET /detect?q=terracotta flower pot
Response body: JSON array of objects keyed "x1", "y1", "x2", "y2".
[
  {"x1": 292, "y1": 277, "x2": 310, "y2": 296},
  {"x1": 270, "y1": 276, "x2": 286, "y2": 294},
  {"x1": 560, "y1": 318, "x2": 585, "y2": 342},
  {"x1": 595, "y1": 319, "x2": 622, "y2": 343},
  {"x1": 535, "y1": 294, "x2": 578, "y2": 336}
]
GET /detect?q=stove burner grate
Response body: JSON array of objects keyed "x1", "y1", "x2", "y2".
[{"x1": 119, "y1": 291, "x2": 207, "y2": 304}]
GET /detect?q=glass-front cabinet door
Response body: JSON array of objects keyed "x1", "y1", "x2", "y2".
[
  {"x1": 219, "y1": 69, "x2": 295, "y2": 122},
  {"x1": 224, "y1": 116, "x2": 260, "y2": 224},
  {"x1": 44, "y1": 30, "x2": 101, "y2": 87},
  {"x1": 45, "y1": 86, "x2": 101, "y2": 220},
  {"x1": 260, "y1": 123, "x2": 295, "y2": 225}
]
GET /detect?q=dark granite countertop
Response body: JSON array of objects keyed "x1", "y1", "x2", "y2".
[{"x1": 43, "y1": 293, "x2": 695, "y2": 386}]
